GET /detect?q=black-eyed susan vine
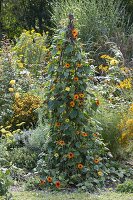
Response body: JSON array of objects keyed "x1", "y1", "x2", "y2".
[{"x1": 36, "y1": 15, "x2": 110, "y2": 190}]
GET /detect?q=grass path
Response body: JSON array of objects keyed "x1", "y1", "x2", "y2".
[{"x1": 12, "y1": 191, "x2": 133, "y2": 200}]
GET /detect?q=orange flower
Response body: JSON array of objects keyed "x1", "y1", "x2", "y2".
[
  {"x1": 77, "y1": 63, "x2": 82, "y2": 67},
  {"x1": 40, "y1": 180, "x2": 46, "y2": 185},
  {"x1": 79, "y1": 93, "x2": 84, "y2": 98},
  {"x1": 55, "y1": 122, "x2": 61, "y2": 127},
  {"x1": 74, "y1": 94, "x2": 79, "y2": 100},
  {"x1": 70, "y1": 101, "x2": 75, "y2": 107},
  {"x1": 74, "y1": 77, "x2": 79, "y2": 81},
  {"x1": 95, "y1": 99, "x2": 100, "y2": 106},
  {"x1": 47, "y1": 176, "x2": 52, "y2": 183},
  {"x1": 55, "y1": 181, "x2": 61, "y2": 188},
  {"x1": 57, "y1": 140, "x2": 65, "y2": 146},
  {"x1": 93, "y1": 132, "x2": 99, "y2": 137},
  {"x1": 94, "y1": 158, "x2": 100, "y2": 164},
  {"x1": 72, "y1": 29, "x2": 78, "y2": 38},
  {"x1": 65, "y1": 63, "x2": 70, "y2": 68},
  {"x1": 77, "y1": 163, "x2": 83, "y2": 169},
  {"x1": 81, "y1": 132, "x2": 88, "y2": 137},
  {"x1": 68, "y1": 152, "x2": 74, "y2": 159}
]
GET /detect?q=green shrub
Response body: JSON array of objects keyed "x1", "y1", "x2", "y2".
[
  {"x1": 0, "y1": 141, "x2": 10, "y2": 167},
  {"x1": 95, "y1": 103, "x2": 123, "y2": 159},
  {"x1": 25, "y1": 177, "x2": 40, "y2": 191},
  {"x1": 116, "y1": 179, "x2": 133, "y2": 193},
  {"x1": 8, "y1": 147, "x2": 38, "y2": 170},
  {"x1": 0, "y1": 168, "x2": 12, "y2": 197},
  {"x1": 27, "y1": 124, "x2": 50, "y2": 151}
]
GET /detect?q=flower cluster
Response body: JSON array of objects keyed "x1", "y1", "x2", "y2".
[{"x1": 117, "y1": 78, "x2": 132, "y2": 89}]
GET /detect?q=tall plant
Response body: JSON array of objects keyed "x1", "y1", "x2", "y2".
[{"x1": 36, "y1": 15, "x2": 110, "y2": 190}]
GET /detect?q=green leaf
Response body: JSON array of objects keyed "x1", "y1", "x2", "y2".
[
  {"x1": 51, "y1": 48, "x2": 57, "y2": 56},
  {"x1": 64, "y1": 71, "x2": 69, "y2": 77},
  {"x1": 70, "y1": 109, "x2": 78, "y2": 119},
  {"x1": 58, "y1": 106, "x2": 65, "y2": 113},
  {"x1": 48, "y1": 65, "x2": 55, "y2": 73},
  {"x1": 65, "y1": 45, "x2": 73, "y2": 53}
]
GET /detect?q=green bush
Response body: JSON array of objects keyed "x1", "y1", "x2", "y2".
[
  {"x1": 0, "y1": 168, "x2": 12, "y2": 197},
  {"x1": 24, "y1": 177, "x2": 40, "y2": 191},
  {"x1": 95, "y1": 103, "x2": 124, "y2": 159},
  {"x1": 0, "y1": 141, "x2": 10, "y2": 167},
  {"x1": 116, "y1": 179, "x2": 133, "y2": 193},
  {"x1": 8, "y1": 147, "x2": 38, "y2": 171}
]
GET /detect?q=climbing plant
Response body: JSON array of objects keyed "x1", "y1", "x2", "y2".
[{"x1": 36, "y1": 14, "x2": 110, "y2": 191}]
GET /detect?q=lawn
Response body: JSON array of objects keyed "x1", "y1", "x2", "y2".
[{"x1": 12, "y1": 191, "x2": 133, "y2": 200}]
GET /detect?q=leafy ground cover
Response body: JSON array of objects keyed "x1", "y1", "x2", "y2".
[{"x1": 11, "y1": 191, "x2": 133, "y2": 200}]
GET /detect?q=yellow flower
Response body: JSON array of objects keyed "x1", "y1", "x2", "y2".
[
  {"x1": 6, "y1": 132, "x2": 13, "y2": 137},
  {"x1": 100, "y1": 54, "x2": 112, "y2": 60},
  {"x1": 110, "y1": 59, "x2": 119, "y2": 66},
  {"x1": 121, "y1": 132, "x2": 127, "y2": 140},
  {"x1": 10, "y1": 80, "x2": 16, "y2": 85},
  {"x1": 126, "y1": 119, "x2": 133, "y2": 127},
  {"x1": 15, "y1": 92, "x2": 20, "y2": 99},
  {"x1": 31, "y1": 29, "x2": 35, "y2": 34},
  {"x1": 79, "y1": 93, "x2": 84, "y2": 98},
  {"x1": 98, "y1": 171, "x2": 103, "y2": 176},
  {"x1": 129, "y1": 104, "x2": 133, "y2": 112},
  {"x1": 16, "y1": 122, "x2": 25, "y2": 127},
  {"x1": 99, "y1": 65, "x2": 109, "y2": 72},
  {"x1": 54, "y1": 153, "x2": 59, "y2": 157},
  {"x1": 65, "y1": 87, "x2": 70, "y2": 91},
  {"x1": 65, "y1": 119, "x2": 70, "y2": 123},
  {"x1": 9, "y1": 88, "x2": 14, "y2": 92},
  {"x1": 117, "y1": 78, "x2": 132, "y2": 89},
  {"x1": 0, "y1": 128, "x2": 7, "y2": 134},
  {"x1": 5, "y1": 125, "x2": 12, "y2": 129},
  {"x1": 18, "y1": 62, "x2": 24, "y2": 68}
]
